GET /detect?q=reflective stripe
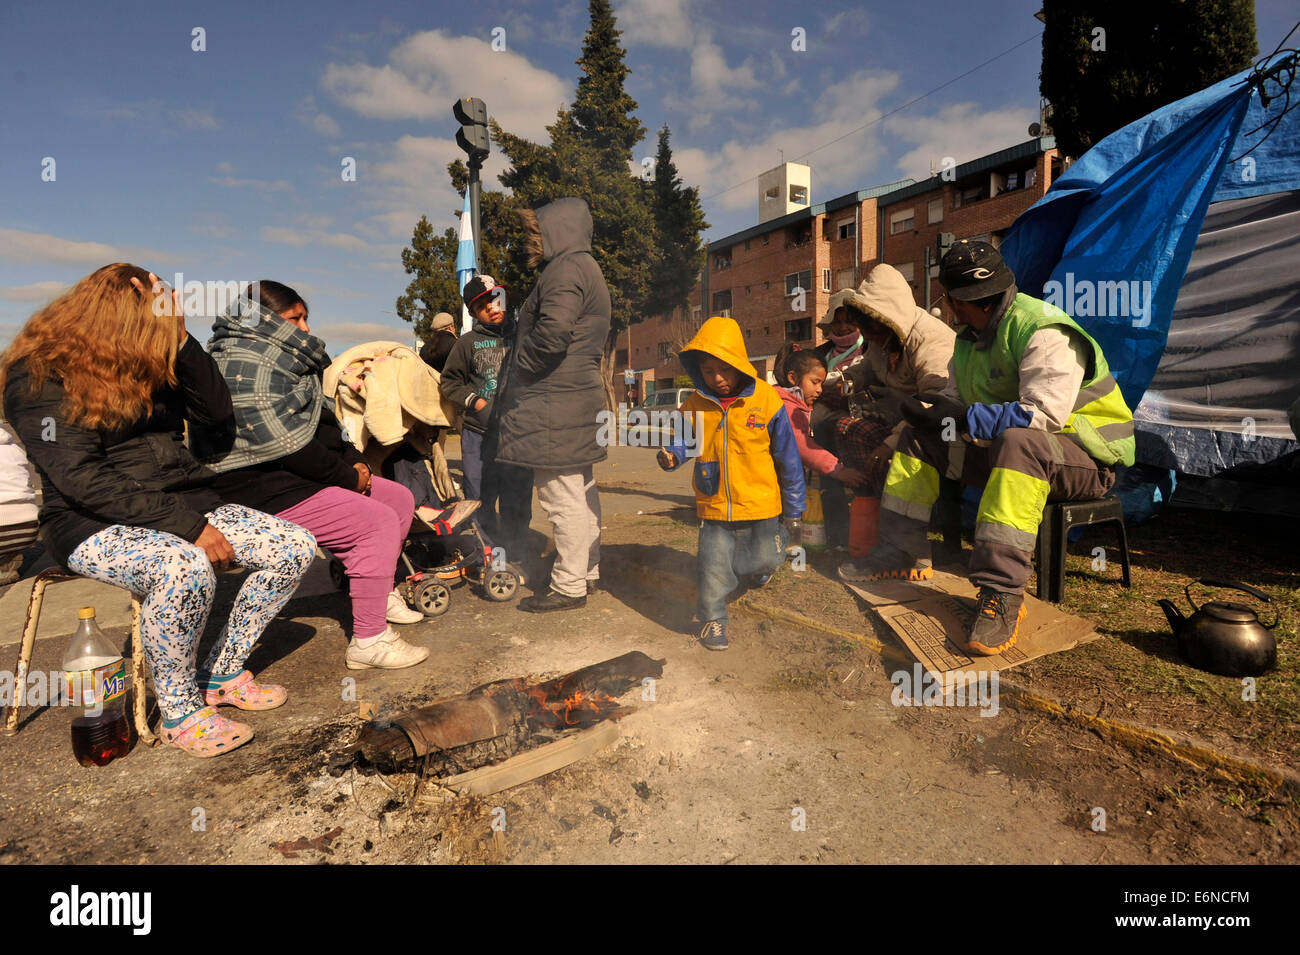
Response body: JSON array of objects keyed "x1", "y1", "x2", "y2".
[
  {"x1": 1072, "y1": 374, "x2": 1120, "y2": 411},
  {"x1": 974, "y1": 521, "x2": 1038, "y2": 551},
  {"x1": 944, "y1": 440, "x2": 966, "y2": 480},
  {"x1": 976, "y1": 466, "x2": 1050, "y2": 536},
  {"x1": 1094, "y1": 419, "x2": 1134, "y2": 440},
  {"x1": 882, "y1": 493, "x2": 933, "y2": 522}
]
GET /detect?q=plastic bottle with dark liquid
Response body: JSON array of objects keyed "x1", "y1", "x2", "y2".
[{"x1": 62, "y1": 607, "x2": 131, "y2": 766}]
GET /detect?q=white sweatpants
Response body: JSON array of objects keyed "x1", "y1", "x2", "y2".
[{"x1": 533, "y1": 465, "x2": 601, "y2": 598}]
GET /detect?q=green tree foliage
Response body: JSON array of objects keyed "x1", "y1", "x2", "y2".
[
  {"x1": 1040, "y1": 0, "x2": 1257, "y2": 159},
  {"x1": 395, "y1": 215, "x2": 457, "y2": 342},
  {"x1": 646, "y1": 125, "x2": 709, "y2": 321},
  {"x1": 494, "y1": 0, "x2": 655, "y2": 339}
]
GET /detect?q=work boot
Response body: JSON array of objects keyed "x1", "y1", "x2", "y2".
[
  {"x1": 345, "y1": 626, "x2": 429, "y2": 670},
  {"x1": 837, "y1": 543, "x2": 933, "y2": 583},
  {"x1": 964, "y1": 587, "x2": 1027, "y2": 656},
  {"x1": 518, "y1": 589, "x2": 586, "y2": 613}
]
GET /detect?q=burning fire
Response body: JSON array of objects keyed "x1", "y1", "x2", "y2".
[{"x1": 526, "y1": 685, "x2": 625, "y2": 730}]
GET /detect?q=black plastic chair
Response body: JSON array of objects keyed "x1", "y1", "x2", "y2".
[{"x1": 1035, "y1": 497, "x2": 1132, "y2": 603}]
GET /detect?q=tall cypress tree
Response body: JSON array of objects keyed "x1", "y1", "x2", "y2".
[
  {"x1": 1040, "y1": 0, "x2": 1257, "y2": 158},
  {"x1": 646, "y1": 124, "x2": 709, "y2": 322}
]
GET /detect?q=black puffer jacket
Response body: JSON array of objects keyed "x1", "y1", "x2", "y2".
[
  {"x1": 1, "y1": 335, "x2": 234, "y2": 566},
  {"x1": 493, "y1": 198, "x2": 612, "y2": 470}
]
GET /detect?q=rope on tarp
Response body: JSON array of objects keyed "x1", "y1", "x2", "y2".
[{"x1": 1228, "y1": 23, "x2": 1299, "y2": 162}]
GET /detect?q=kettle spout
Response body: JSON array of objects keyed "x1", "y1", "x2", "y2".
[{"x1": 1157, "y1": 599, "x2": 1185, "y2": 635}]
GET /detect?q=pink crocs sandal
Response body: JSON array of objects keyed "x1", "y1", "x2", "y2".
[
  {"x1": 161, "y1": 707, "x2": 255, "y2": 758},
  {"x1": 203, "y1": 670, "x2": 287, "y2": 710}
]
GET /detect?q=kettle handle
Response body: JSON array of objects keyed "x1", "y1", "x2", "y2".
[{"x1": 1194, "y1": 578, "x2": 1279, "y2": 629}]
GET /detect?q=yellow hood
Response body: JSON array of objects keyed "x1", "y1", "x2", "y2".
[{"x1": 679, "y1": 316, "x2": 758, "y2": 395}]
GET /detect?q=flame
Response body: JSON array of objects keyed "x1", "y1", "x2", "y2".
[{"x1": 526, "y1": 684, "x2": 622, "y2": 729}]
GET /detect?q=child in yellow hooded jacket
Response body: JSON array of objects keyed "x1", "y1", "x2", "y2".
[{"x1": 656, "y1": 317, "x2": 805, "y2": 650}]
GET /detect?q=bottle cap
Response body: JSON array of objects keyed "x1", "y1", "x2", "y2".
[{"x1": 77, "y1": 607, "x2": 96, "y2": 619}]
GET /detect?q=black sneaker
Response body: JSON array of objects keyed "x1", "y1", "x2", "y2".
[
  {"x1": 699, "y1": 620, "x2": 729, "y2": 651},
  {"x1": 586, "y1": 580, "x2": 600, "y2": 595},
  {"x1": 518, "y1": 589, "x2": 587, "y2": 613},
  {"x1": 964, "y1": 587, "x2": 1026, "y2": 655}
]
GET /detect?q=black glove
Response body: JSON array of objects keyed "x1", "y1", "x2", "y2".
[{"x1": 900, "y1": 392, "x2": 967, "y2": 432}]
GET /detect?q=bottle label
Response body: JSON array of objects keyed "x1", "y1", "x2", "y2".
[{"x1": 63, "y1": 660, "x2": 126, "y2": 708}]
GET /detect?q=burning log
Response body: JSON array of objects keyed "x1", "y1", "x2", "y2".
[{"x1": 333, "y1": 651, "x2": 665, "y2": 778}]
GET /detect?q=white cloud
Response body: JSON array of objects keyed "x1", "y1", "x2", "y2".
[
  {"x1": 0, "y1": 281, "x2": 68, "y2": 302},
  {"x1": 209, "y1": 163, "x2": 294, "y2": 192},
  {"x1": 322, "y1": 30, "x2": 569, "y2": 142},
  {"x1": 884, "y1": 103, "x2": 1035, "y2": 181},
  {"x1": 616, "y1": 0, "x2": 694, "y2": 48},
  {"x1": 0, "y1": 228, "x2": 177, "y2": 267},
  {"x1": 675, "y1": 69, "x2": 901, "y2": 213},
  {"x1": 296, "y1": 96, "x2": 342, "y2": 137},
  {"x1": 260, "y1": 226, "x2": 374, "y2": 252}
]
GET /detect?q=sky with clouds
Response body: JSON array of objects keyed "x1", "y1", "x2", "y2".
[{"x1": 1, "y1": 0, "x2": 1294, "y2": 354}]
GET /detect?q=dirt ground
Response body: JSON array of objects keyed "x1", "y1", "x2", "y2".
[{"x1": 1, "y1": 447, "x2": 1295, "y2": 865}]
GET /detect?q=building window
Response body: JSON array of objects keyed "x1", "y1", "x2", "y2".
[
  {"x1": 744, "y1": 239, "x2": 751, "y2": 251},
  {"x1": 890, "y1": 209, "x2": 915, "y2": 234},
  {"x1": 821, "y1": 269, "x2": 832, "y2": 291},
  {"x1": 786, "y1": 318, "x2": 812, "y2": 341},
  {"x1": 789, "y1": 184, "x2": 808, "y2": 205},
  {"x1": 712, "y1": 290, "x2": 731, "y2": 315},
  {"x1": 714, "y1": 251, "x2": 732, "y2": 270},
  {"x1": 764, "y1": 185, "x2": 780, "y2": 202},
  {"x1": 762, "y1": 234, "x2": 770, "y2": 245},
  {"x1": 745, "y1": 286, "x2": 751, "y2": 295},
  {"x1": 657, "y1": 342, "x2": 672, "y2": 362},
  {"x1": 928, "y1": 198, "x2": 943, "y2": 224},
  {"x1": 896, "y1": 262, "x2": 916, "y2": 284},
  {"x1": 784, "y1": 270, "x2": 812, "y2": 296},
  {"x1": 691, "y1": 306, "x2": 701, "y2": 327},
  {"x1": 837, "y1": 218, "x2": 855, "y2": 240}
]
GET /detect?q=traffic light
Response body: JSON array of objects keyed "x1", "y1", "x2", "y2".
[{"x1": 453, "y1": 97, "x2": 489, "y2": 159}]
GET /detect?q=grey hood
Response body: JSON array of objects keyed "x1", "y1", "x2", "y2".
[{"x1": 536, "y1": 197, "x2": 593, "y2": 261}]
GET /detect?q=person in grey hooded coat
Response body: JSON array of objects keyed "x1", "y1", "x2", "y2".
[{"x1": 493, "y1": 197, "x2": 611, "y2": 613}]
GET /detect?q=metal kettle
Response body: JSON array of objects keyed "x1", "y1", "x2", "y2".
[{"x1": 1158, "y1": 579, "x2": 1278, "y2": 677}]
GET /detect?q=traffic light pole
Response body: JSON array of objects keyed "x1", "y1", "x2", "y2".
[{"x1": 468, "y1": 154, "x2": 482, "y2": 273}]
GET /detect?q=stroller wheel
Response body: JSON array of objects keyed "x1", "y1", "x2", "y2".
[
  {"x1": 484, "y1": 569, "x2": 519, "y2": 602},
  {"x1": 413, "y1": 580, "x2": 451, "y2": 617},
  {"x1": 329, "y1": 558, "x2": 349, "y2": 594}
]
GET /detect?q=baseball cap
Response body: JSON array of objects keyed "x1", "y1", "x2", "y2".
[
  {"x1": 462, "y1": 274, "x2": 505, "y2": 308},
  {"x1": 938, "y1": 239, "x2": 1016, "y2": 301}
]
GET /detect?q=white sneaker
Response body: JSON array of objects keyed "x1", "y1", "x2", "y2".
[
  {"x1": 386, "y1": 588, "x2": 425, "y2": 624},
  {"x1": 345, "y1": 626, "x2": 430, "y2": 670}
]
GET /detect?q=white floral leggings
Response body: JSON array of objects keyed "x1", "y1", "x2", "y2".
[{"x1": 66, "y1": 504, "x2": 316, "y2": 723}]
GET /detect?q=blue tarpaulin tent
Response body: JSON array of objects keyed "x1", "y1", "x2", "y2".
[{"x1": 1002, "y1": 51, "x2": 1300, "y2": 483}]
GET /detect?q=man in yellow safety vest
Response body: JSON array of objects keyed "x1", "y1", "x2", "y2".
[{"x1": 839, "y1": 239, "x2": 1135, "y2": 655}]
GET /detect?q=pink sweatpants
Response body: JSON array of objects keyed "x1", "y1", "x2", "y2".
[{"x1": 277, "y1": 476, "x2": 414, "y2": 639}]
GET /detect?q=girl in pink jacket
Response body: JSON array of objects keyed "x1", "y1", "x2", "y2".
[{"x1": 773, "y1": 344, "x2": 865, "y2": 490}]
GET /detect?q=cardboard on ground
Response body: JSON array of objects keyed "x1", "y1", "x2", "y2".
[{"x1": 844, "y1": 570, "x2": 1099, "y2": 678}]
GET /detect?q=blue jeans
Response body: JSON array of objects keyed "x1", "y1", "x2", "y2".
[{"x1": 697, "y1": 517, "x2": 788, "y2": 625}]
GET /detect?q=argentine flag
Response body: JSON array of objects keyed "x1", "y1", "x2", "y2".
[{"x1": 455, "y1": 190, "x2": 476, "y2": 335}]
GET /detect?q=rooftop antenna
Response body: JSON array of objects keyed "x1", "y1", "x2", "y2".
[{"x1": 778, "y1": 148, "x2": 784, "y2": 164}]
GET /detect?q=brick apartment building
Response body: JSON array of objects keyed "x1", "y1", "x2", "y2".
[{"x1": 615, "y1": 136, "x2": 1061, "y2": 402}]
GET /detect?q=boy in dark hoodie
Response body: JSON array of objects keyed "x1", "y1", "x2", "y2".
[
  {"x1": 439, "y1": 275, "x2": 531, "y2": 546},
  {"x1": 657, "y1": 316, "x2": 805, "y2": 650}
]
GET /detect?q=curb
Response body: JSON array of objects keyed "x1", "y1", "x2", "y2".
[{"x1": 606, "y1": 555, "x2": 1300, "y2": 797}]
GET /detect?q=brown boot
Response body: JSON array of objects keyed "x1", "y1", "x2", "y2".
[{"x1": 848, "y1": 496, "x2": 881, "y2": 559}]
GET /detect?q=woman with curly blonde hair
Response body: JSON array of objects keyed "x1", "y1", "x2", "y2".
[{"x1": 1, "y1": 263, "x2": 317, "y2": 758}]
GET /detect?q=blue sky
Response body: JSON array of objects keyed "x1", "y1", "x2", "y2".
[{"x1": 1, "y1": 0, "x2": 1294, "y2": 354}]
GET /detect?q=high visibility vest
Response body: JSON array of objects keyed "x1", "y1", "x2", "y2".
[{"x1": 953, "y1": 293, "x2": 1135, "y2": 467}]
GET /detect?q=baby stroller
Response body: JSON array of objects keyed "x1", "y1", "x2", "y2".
[{"x1": 327, "y1": 501, "x2": 520, "y2": 617}]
